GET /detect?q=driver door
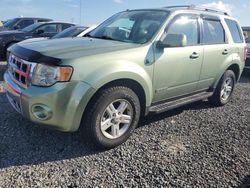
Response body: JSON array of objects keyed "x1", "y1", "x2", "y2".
[{"x1": 153, "y1": 14, "x2": 204, "y2": 103}]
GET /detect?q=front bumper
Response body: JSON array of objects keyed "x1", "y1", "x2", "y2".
[{"x1": 3, "y1": 72, "x2": 96, "y2": 132}]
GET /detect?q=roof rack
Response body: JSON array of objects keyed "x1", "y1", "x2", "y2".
[{"x1": 165, "y1": 5, "x2": 229, "y2": 15}]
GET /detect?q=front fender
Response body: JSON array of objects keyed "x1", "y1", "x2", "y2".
[{"x1": 84, "y1": 60, "x2": 154, "y2": 107}]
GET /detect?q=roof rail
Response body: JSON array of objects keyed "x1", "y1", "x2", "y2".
[{"x1": 165, "y1": 5, "x2": 229, "y2": 15}]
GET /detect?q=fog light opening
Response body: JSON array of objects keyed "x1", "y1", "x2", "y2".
[{"x1": 32, "y1": 104, "x2": 52, "y2": 121}]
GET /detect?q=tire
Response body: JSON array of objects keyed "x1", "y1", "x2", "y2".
[
  {"x1": 85, "y1": 86, "x2": 141, "y2": 149},
  {"x1": 209, "y1": 70, "x2": 236, "y2": 106}
]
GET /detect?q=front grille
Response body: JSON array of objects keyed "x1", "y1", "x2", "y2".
[{"x1": 8, "y1": 54, "x2": 32, "y2": 88}]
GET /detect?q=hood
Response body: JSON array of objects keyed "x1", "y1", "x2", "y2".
[
  {"x1": 13, "y1": 37, "x2": 141, "y2": 61},
  {"x1": 0, "y1": 30, "x2": 25, "y2": 36},
  {"x1": 19, "y1": 37, "x2": 48, "y2": 44}
]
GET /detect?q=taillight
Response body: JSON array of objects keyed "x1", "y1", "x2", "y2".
[{"x1": 244, "y1": 47, "x2": 247, "y2": 62}]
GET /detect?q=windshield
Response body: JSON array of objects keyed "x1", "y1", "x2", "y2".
[
  {"x1": 244, "y1": 30, "x2": 250, "y2": 43},
  {"x1": 52, "y1": 26, "x2": 87, "y2": 39},
  {"x1": 88, "y1": 10, "x2": 169, "y2": 44},
  {"x1": 3, "y1": 18, "x2": 19, "y2": 28},
  {"x1": 21, "y1": 23, "x2": 41, "y2": 32}
]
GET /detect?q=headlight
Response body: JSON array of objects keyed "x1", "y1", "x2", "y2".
[{"x1": 32, "y1": 64, "x2": 73, "y2": 87}]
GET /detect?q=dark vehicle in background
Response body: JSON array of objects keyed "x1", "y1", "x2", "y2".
[
  {"x1": 0, "y1": 17, "x2": 52, "y2": 31},
  {"x1": 242, "y1": 27, "x2": 250, "y2": 70},
  {"x1": 0, "y1": 21, "x2": 75, "y2": 59}
]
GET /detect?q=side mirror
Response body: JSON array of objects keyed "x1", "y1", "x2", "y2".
[{"x1": 157, "y1": 33, "x2": 187, "y2": 48}]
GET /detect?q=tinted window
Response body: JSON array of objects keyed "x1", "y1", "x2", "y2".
[
  {"x1": 225, "y1": 19, "x2": 243, "y2": 43},
  {"x1": 3, "y1": 18, "x2": 19, "y2": 28},
  {"x1": 18, "y1": 20, "x2": 34, "y2": 29},
  {"x1": 167, "y1": 16, "x2": 199, "y2": 46},
  {"x1": 38, "y1": 19, "x2": 50, "y2": 22},
  {"x1": 21, "y1": 23, "x2": 42, "y2": 32},
  {"x1": 52, "y1": 26, "x2": 87, "y2": 39},
  {"x1": 202, "y1": 19, "x2": 225, "y2": 44},
  {"x1": 62, "y1": 24, "x2": 72, "y2": 30},
  {"x1": 37, "y1": 24, "x2": 57, "y2": 33}
]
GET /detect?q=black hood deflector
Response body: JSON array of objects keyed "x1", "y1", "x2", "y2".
[{"x1": 10, "y1": 44, "x2": 61, "y2": 65}]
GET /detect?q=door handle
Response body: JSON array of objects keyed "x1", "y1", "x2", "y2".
[
  {"x1": 222, "y1": 49, "x2": 229, "y2": 55},
  {"x1": 190, "y1": 52, "x2": 199, "y2": 59}
]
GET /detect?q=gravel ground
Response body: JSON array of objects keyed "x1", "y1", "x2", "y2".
[{"x1": 0, "y1": 73, "x2": 249, "y2": 187}]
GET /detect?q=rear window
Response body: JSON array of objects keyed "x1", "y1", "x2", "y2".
[
  {"x1": 202, "y1": 19, "x2": 225, "y2": 44},
  {"x1": 225, "y1": 19, "x2": 243, "y2": 43}
]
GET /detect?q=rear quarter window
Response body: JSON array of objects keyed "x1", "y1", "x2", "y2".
[{"x1": 225, "y1": 19, "x2": 243, "y2": 43}]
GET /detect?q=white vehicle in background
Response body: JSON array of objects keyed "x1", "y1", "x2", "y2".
[{"x1": 19, "y1": 25, "x2": 98, "y2": 44}]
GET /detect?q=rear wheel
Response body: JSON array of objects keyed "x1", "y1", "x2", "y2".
[
  {"x1": 85, "y1": 86, "x2": 141, "y2": 149},
  {"x1": 209, "y1": 70, "x2": 236, "y2": 106}
]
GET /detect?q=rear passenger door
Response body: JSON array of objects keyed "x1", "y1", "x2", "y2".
[{"x1": 197, "y1": 15, "x2": 231, "y2": 90}]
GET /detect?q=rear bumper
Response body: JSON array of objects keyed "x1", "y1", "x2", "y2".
[
  {"x1": 3, "y1": 71, "x2": 96, "y2": 132},
  {"x1": 245, "y1": 57, "x2": 250, "y2": 69}
]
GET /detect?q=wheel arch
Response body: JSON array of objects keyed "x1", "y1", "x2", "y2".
[
  {"x1": 226, "y1": 63, "x2": 240, "y2": 81},
  {"x1": 213, "y1": 63, "x2": 241, "y2": 88},
  {"x1": 84, "y1": 78, "x2": 148, "y2": 120}
]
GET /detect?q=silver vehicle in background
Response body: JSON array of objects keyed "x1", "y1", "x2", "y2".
[{"x1": 20, "y1": 25, "x2": 98, "y2": 44}]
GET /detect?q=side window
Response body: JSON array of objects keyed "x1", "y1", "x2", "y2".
[
  {"x1": 37, "y1": 19, "x2": 49, "y2": 22},
  {"x1": 167, "y1": 16, "x2": 199, "y2": 46},
  {"x1": 202, "y1": 19, "x2": 225, "y2": 44},
  {"x1": 225, "y1": 19, "x2": 243, "y2": 43},
  {"x1": 17, "y1": 20, "x2": 34, "y2": 29},
  {"x1": 62, "y1": 24, "x2": 72, "y2": 31},
  {"x1": 37, "y1": 24, "x2": 57, "y2": 33}
]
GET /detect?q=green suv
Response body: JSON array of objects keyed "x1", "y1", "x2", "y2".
[{"x1": 4, "y1": 5, "x2": 246, "y2": 148}]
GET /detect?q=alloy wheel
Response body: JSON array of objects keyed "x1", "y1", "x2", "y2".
[{"x1": 100, "y1": 99, "x2": 133, "y2": 139}]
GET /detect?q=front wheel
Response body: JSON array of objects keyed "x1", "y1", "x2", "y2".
[
  {"x1": 209, "y1": 70, "x2": 236, "y2": 106},
  {"x1": 85, "y1": 86, "x2": 141, "y2": 149}
]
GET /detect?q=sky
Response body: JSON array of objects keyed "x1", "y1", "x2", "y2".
[{"x1": 0, "y1": 0, "x2": 250, "y2": 26}]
